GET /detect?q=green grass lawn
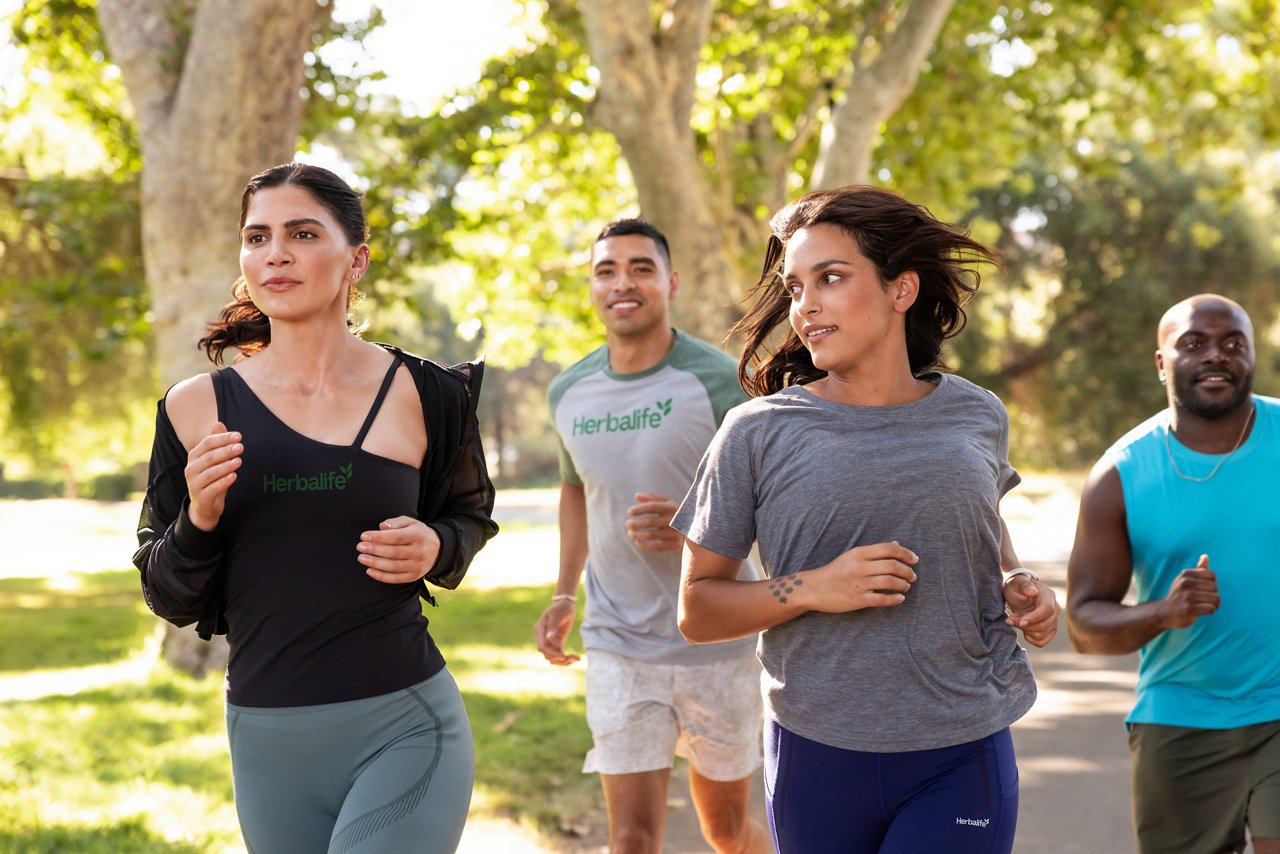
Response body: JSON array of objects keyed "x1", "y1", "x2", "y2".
[
  {"x1": 0, "y1": 571, "x2": 155, "y2": 672},
  {"x1": 0, "y1": 568, "x2": 598, "y2": 852}
]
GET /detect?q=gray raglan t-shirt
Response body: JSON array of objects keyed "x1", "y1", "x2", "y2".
[
  {"x1": 672, "y1": 373, "x2": 1037, "y2": 751},
  {"x1": 549, "y1": 330, "x2": 757, "y2": 665}
]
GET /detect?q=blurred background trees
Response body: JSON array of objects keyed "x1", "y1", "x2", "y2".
[{"x1": 3, "y1": 0, "x2": 1278, "y2": 490}]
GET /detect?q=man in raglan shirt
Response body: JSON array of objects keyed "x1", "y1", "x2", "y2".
[{"x1": 535, "y1": 219, "x2": 767, "y2": 854}]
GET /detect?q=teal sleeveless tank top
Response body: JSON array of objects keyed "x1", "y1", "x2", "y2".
[{"x1": 1110, "y1": 395, "x2": 1280, "y2": 728}]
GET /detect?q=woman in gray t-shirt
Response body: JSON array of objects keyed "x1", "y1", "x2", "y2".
[{"x1": 671, "y1": 186, "x2": 1059, "y2": 854}]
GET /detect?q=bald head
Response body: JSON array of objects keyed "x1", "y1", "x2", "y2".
[{"x1": 1157, "y1": 294, "x2": 1253, "y2": 348}]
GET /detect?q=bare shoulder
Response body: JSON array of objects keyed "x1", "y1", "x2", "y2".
[
  {"x1": 1068, "y1": 454, "x2": 1132, "y2": 600},
  {"x1": 164, "y1": 373, "x2": 218, "y2": 452},
  {"x1": 1079, "y1": 455, "x2": 1124, "y2": 514}
]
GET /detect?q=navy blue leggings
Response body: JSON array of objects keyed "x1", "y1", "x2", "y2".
[{"x1": 765, "y1": 721, "x2": 1019, "y2": 853}]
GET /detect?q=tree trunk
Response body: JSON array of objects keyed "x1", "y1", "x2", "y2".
[
  {"x1": 98, "y1": 0, "x2": 321, "y2": 674},
  {"x1": 582, "y1": 0, "x2": 746, "y2": 343},
  {"x1": 810, "y1": 0, "x2": 956, "y2": 189}
]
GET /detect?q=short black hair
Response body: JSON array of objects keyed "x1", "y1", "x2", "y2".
[{"x1": 595, "y1": 218, "x2": 672, "y2": 269}]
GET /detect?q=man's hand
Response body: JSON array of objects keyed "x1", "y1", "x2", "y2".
[
  {"x1": 625, "y1": 492, "x2": 684, "y2": 553},
  {"x1": 1004, "y1": 574, "x2": 1060, "y2": 648},
  {"x1": 185, "y1": 422, "x2": 242, "y2": 531},
  {"x1": 1160, "y1": 554, "x2": 1219, "y2": 629},
  {"x1": 358, "y1": 517, "x2": 441, "y2": 584},
  {"x1": 535, "y1": 599, "x2": 581, "y2": 666}
]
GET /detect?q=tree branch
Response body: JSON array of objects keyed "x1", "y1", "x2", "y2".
[
  {"x1": 659, "y1": 0, "x2": 714, "y2": 127},
  {"x1": 810, "y1": 0, "x2": 956, "y2": 188},
  {"x1": 97, "y1": 0, "x2": 188, "y2": 137}
]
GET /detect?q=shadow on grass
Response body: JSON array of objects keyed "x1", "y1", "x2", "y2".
[
  {"x1": 2, "y1": 671, "x2": 232, "y2": 798},
  {"x1": 0, "y1": 815, "x2": 205, "y2": 854},
  {"x1": 467, "y1": 689, "x2": 598, "y2": 833},
  {"x1": 0, "y1": 570, "x2": 152, "y2": 672}
]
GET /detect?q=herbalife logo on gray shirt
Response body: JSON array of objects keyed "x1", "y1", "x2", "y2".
[{"x1": 572, "y1": 399, "x2": 673, "y2": 436}]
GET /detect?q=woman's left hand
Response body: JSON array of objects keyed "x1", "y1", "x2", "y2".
[
  {"x1": 1004, "y1": 576, "x2": 1060, "y2": 647},
  {"x1": 357, "y1": 517, "x2": 441, "y2": 584}
]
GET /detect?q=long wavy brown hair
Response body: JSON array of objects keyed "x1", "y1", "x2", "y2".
[
  {"x1": 732, "y1": 186, "x2": 998, "y2": 397},
  {"x1": 198, "y1": 163, "x2": 369, "y2": 364}
]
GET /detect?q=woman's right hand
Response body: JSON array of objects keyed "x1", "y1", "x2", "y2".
[
  {"x1": 184, "y1": 421, "x2": 242, "y2": 531},
  {"x1": 800, "y1": 541, "x2": 918, "y2": 613}
]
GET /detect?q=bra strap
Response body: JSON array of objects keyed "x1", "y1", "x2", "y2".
[{"x1": 352, "y1": 355, "x2": 403, "y2": 448}]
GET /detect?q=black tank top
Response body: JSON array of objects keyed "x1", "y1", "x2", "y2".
[{"x1": 212, "y1": 357, "x2": 444, "y2": 706}]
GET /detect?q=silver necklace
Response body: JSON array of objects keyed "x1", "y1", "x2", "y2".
[{"x1": 1164, "y1": 404, "x2": 1255, "y2": 483}]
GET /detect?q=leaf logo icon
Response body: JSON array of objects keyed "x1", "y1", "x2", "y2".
[
  {"x1": 656, "y1": 399, "x2": 672, "y2": 416},
  {"x1": 340, "y1": 463, "x2": 354, "y2": 480}
]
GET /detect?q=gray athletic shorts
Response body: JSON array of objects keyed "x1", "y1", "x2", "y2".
[
  {"x1": 227, "y1": 668, "x2": 474, "y2": 854},
  {"x1": 582, "y1": 648, "x2": 763, "y2": 781},
  {"x1": 1129, "y1": 719, "x2": 1280, "y2": 853}
]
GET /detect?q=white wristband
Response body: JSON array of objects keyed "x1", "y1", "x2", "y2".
[
  {"x1": 551, "y1": 593, "x2": 576, "y2": 603},
  {"x1": 1002, "y1": 567, "x2": 1039, "y2": 586}
]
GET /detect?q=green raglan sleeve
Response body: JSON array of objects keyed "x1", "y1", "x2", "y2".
[
  {"x1": 675, "y1": 334, "x2": 749, "y2": 427},
  {"x1": 547, "y1": 371, "x2": 583, "y2": 486}
]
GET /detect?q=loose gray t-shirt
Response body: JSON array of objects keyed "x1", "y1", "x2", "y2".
[
  {"x1": 549, "y1": 331, "x2": 757, "y2": 665},
  {"x1": 672, "y1": 373, "x2": 1037, "y2": 751}
]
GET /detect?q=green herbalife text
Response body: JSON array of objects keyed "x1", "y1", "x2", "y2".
[
  {"x1": 572, "y1": 399, "x2": 673, "y2": 436},
  {"x1": 263, "y1": 463, "x2": 354, "y2": 493}
]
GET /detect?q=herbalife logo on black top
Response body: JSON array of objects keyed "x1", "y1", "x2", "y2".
[
  {"x1": 263, "y1": 463, "x2": 354, "y2": 493},
  {"x1": 573, "y1": 399, "x2": 673, "y2": 436}
]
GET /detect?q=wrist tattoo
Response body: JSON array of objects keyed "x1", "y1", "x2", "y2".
[{"x1": 767, "y1": 575, "x2": 802, "y2": 605}]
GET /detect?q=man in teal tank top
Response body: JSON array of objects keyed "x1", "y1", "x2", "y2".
[
  {"x1": 533, "y1": 220, "x2": 768, "y2": 854},
  {"x1": 1067, "y1": 294, "x2": 1280, "y2": 854}
]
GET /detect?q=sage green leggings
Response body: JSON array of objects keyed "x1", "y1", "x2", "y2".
[{"x1": 226, "y1": 669, "x2": 474, "y2": 854}]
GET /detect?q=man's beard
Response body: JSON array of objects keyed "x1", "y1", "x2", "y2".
[{"x1": 1173, "y1": 371, "x2": 1255, "y2": 419}]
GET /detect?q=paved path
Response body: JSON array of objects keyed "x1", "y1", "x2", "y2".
[{"x1": 0, "y1": 479, "x2": 1148, "y2": 852}]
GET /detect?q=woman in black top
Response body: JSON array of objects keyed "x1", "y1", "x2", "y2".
[{"x1": 134, "y1": 162, "x2": 496, "y2": 853}]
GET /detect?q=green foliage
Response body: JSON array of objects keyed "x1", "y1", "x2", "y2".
[
  {"x1": 0, "y1": 476, "x2": 63, "y2": 499},
  {"x1": 10, "y1": 0, "x2": 1280, "y2": 474},
  {"x1": 959, "y1": 148, "x2": 1280, "y2": 466},
  {"x1": 328, "y1": 0, "x2": 1280, "y2": 380},
  {"x1": 331, "y1": 13, "x2": 632, "y2": 367},
  {"x1": 301, "y1": 4, "x2": 390, "y2": 135},
  {"x1": 9, "y1": 0, "x2": 140, "y2": 173},
  {"x1": 0, "y1": 170, "x2": 155, "y2": 469}
]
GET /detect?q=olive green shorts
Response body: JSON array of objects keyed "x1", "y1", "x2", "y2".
[{"x1": 1129, "y1": 719, "x2": 1280, "y2": 854}]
